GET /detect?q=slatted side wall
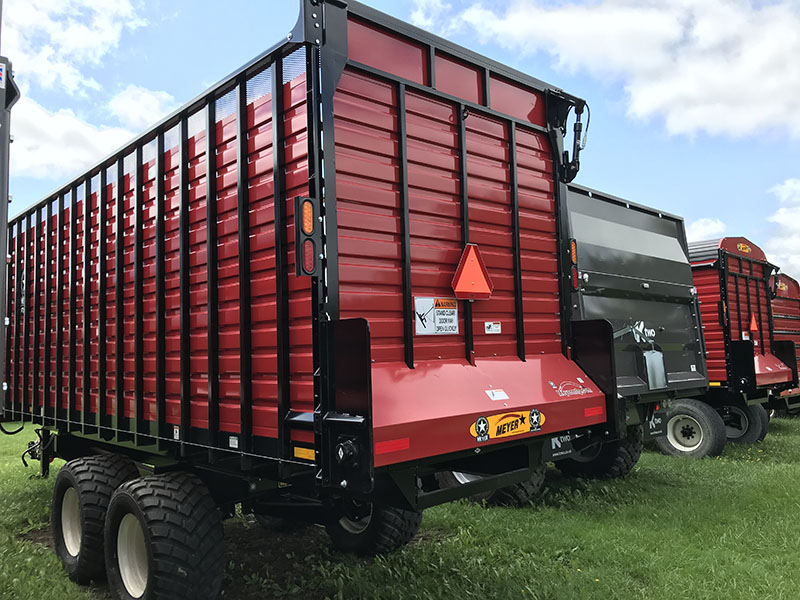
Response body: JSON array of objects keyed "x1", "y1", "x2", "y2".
[{"x1": 692, "y1": 264, "x2": 726, "y2": 382}]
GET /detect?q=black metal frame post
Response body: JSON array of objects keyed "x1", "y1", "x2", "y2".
[
  {"x1": 134, "y1": 145, "x2": 144, "y2": 442},
  {"x1": 509, "y1": 122, "x2": 525, "y2": 361},
  {"x1": 397, "y1": 83, "x2": 413, "y2": 369},
  {"x1": 55, "y1": 197, "x2": 64, "y2": 423},
  {"x1": 82, "y1": 177, "x2": 92, "y2": 432},
  {"x1": 154, "y1": 132, "x2": 166, "y2": 443},
  {"x1": 178, "y1": 116, "x2": 191, "y2": 447},
  {"x1": 98, "y1": 168, "x2": 108, "y2": 430},
  {"x1": 457, "y1": 105, "x2": 474, "y2": 364},
  {"x1": 115, "y1": 159, "x2": 126, "y2": 436}
]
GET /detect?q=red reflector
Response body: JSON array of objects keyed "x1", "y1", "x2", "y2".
[
  {"x1": 303, "y1": 239, "x2": 315, "y2": 274},
  {"x1": 375, "y1": 438, "x2": 410, "y2": 455},
  {"x1": 655, "y1": 403, "x2": 660, "y2": 411},
  {"x1": 452, "y1": 243, "x2": 494, "y2": 300},
  {"x1": 584, "y1": 406, "x2": 604, "y2": 418},
  {"x1": 571, "y1": 266, "x2": 579, "y2": 290}
]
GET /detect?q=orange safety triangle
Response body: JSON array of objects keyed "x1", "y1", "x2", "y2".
[
  {"x1": 750, "y1": 314, "x2": 759, "y2": 332},
  {"x1": 452, "y1": 243, "x2": 494, "y2": 300}
]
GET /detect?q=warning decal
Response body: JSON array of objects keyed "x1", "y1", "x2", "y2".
[{"x1": 414, "y1": 297, "x2": 459, "y2": 336}]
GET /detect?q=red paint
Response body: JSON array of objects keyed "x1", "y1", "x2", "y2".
[
  {"x1": 434, "y1": 52, "x2": 483, "y2": 105},
  {"x1": 773, "y1": 274, "x2": 800, "y2": 398},
  {"x1": 348, "y1": 18, "x2": 428, "y2": 85},
  {"x1": 489, "y1": 75, "x2": 545, "y2": 127},
  {"x1": 375, "y1": 437, "x2": 410, "y2": 455},
  {"x1": 372, "y1": 355, "x2": 606, "y2": 467}
]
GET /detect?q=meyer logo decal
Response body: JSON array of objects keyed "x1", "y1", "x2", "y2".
[
  {"x1": 737, "y1": 242, "x2": 751, "y2": 254},
  {"x1": 547, "y1": 380, "x2": 594, "y2": 398},
  {"x1": 778, "y1": 282, "x2": 788, "y2": 291},
  {"x1": 470, "y1": 409, "x2": 545, "y2": 443}
]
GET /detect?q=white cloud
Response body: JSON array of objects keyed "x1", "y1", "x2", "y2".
[
  {"x1": 451, "y1": 0, "x2": 800, "y2": 138},
  {"x1": 686, "y1": 217, "x2": 726, "y2": 243},
  {"x1": 4, "y1": 0, "x2": 146, "y2": 94},
  {"x1": 108, "y1": 85, "x2": 177, "y2": 131},
  {"x1": 766, "y1": 179, "x2": 800, "y2": 278},
  {"x1": 11, "y1": 97, "x2": 133, "y2": 179},
  {"x1": 411, "y1": 0, "x2": 456, "y2": 32}
]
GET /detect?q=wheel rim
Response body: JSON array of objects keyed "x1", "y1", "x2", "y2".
[
  {"x1": 723, "y1": 407, "x2": 749, "y2": 440},
  {"x1": 61, "y1": 487, "x2": 82, "y2": 557},
  {"x1": 451, "y1": 471, "x2": 482, "y2": 485},
  {"x1": 338, "y1": 503, "x2": 372, "y2": 535},
  {"x1": 666, "y1": 414, "x2": 703, "y2": 451},
  {"x1": 118, "y1": 513, "x2": 148, "y2": 598}
]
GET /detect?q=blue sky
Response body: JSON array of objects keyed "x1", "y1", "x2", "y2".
[{"x1": 5, "y1": 0, "x2": 800, "y2": 275}]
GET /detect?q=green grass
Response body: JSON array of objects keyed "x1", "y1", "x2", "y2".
[{"x1": 3, "y1": 420, "x2": 800, "y2": 599}]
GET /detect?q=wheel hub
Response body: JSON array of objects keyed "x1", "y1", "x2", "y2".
[
  {"x1": 666, "y1": 414, "x2": 703, "y2": 451},
  {"x1": 722, "y1": 406, "x2": 749, "y2": 440},
  {"x1": 61, "y1": 487, "x2": 82, "y2": 557},
  {"x1": 118, "y1": 513, "x2": 149, "y2": 598}
]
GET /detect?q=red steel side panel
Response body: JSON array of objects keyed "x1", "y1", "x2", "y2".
[
  {"x1": 187, "y1": 118, "x2": 210, "y2": 430},
  {"x1": 692, "y1": 265, "x2": 726, "y2": 382},
  {"x1": 516, "y1": 127, "x2": 560, "y2": 355},
  {"x1": 162, "y1": 144, "x2": 181, "y2": 426},
  {"x1": 347, "y1": 18, "x2": 428, "y2": 85},
  {"x1": 104, "y1": 181, "x2": 117, "y2": 417}
]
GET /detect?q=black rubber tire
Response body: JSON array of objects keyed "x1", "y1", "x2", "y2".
[
  {"x1": 436, "y1": 463, "x2": 546, "y2": 507},
  {"x1": 654, "y1": 399, "x2": 727, "y2": 458},
  {"x1": 325, "y1": 502, "x2": 423, "y2": 556},
  {"x1": 754, "y1": 403, "x2": 769, "y2": 442},
  {"x1": 104, "y1": 472, "x2": 224, "y2": 600},
  {"x1": 556, "y1": 425, "x2": 643, "y2": 479},
  {"x1": 51, "y1": 454, "x2": 140, "y2": 584},
  {"x1": 719, "y1": 403, "x2": 765, "y2": 445}
]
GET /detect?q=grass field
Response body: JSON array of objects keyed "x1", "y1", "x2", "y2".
[{"x1": 2, "y1": 421, "x2": 800, "y2": 600}]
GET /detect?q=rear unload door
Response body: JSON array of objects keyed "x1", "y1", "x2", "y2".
[{"x1": 566, "y1": 186, "x2": 707, "y2": 397}]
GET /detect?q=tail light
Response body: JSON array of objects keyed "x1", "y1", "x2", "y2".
[
  {"x1": 295, "y1": 196, "x2": 322, "y2": 277},
  {"x1": 571, "y1": 265, "x2": 579, "y2": 290}
]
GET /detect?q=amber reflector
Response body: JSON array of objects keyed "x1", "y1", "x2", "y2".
[{"x1": 302, "y1": 200, "x2": 314, "y2": 235}]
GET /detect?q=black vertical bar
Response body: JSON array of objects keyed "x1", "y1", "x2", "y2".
[
  {"x1": 236, "y1": 78, "x2": 253, "y2": 453},
  {"x1": 752, "y1": 260, "x2": 765, "y2": 354},
  {"x1": 22, "y1": 215, "x2": 31, "y2": 420},
  {"x1": 68, "y1": 187, "x2": 77, "y2": 428},
  {"x1": 206, "y1": 99, "x2": 220, "y2": 446},
  {"x1": 272, "y1": 60, "x2": 291, "y2": 457},
  {"x1": 509, "y1": 122, "x2": 525, "y2": 361},
  {"x1": 55, "y1": 197, "x2": 64, "y2": 424},
  {"x1": 179, "y1": 117, "x2": 191, "y2": 444},
  {"x1": 134, "y1": 145, "x2": 144, "y2": 441},
  {"x1": 733, "y1": 258, "x2": 742, "y2": 338},
  {"x1": 82, "y1": 178, "x2": 92, "y2": 431},
  {"x1": 482, "y1": 67, "x2": 491, "y2": 107},
  {"x1": 457, "y1": 105, "x2": 474, "y2": 363},
  {"x1": 154, "y1": 132, "x2": 166, "y2": 442},
  {"x1": 115, "y1": 159, "x2": 125, "y2": 435},
  {"x1": 98, "y1": 168, "x2": 108, "y2": 429},
  {"x1": 427, "y1": 45, "x2": 436, "y2": 88},
  {"x1": 6, "y1": 222, "x2": 16, "y2": 418},
  {"x1": 12, "y1": 222, "x2": 21, "y2": 419},
  {"x1": 397, "y1": 83, "x2": 413, "y2": 369},
  {"x1": 43, "y1": 203, "x2": 53, "y2": 423},
  {"x1": 33, "y1": 207, "x2": 41, "y2": 423}
]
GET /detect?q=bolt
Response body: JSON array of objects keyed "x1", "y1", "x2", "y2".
[
  {"x1": 287, "y1": 32, "x2": 293, "y2": 40},
  {"x1": 340, "y1": 479, "x2": 348, "y2": 489}
]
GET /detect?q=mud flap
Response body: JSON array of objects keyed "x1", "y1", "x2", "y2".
[
  {"x1": 773, "y1": 339, "x2": 799, "y2": 388},
  {"x1": 571, "y1": 319, "x2": 623, "y2": 439},
  {"x1": 643, "y1": 404, "x2": 668, "y2": 439},
  {"x1": 318, "y1": 318, "x2": 374, "y2": 496},
  {"x1": 729, "y1": 340, "x2": 757, "y2": 394}
]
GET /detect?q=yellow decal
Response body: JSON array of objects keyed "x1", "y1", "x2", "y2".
[
  {"x1": 737, "y1": 243, "x2": 751, "y2": 254},
  {"x1": 293, "y1": 446, "x2": 315, "y2": 461},
  {"x1": 778, "y1": 282, "x2": 788, "y2": 291},
  {"x1": 470, "y1": 409, "x2": 545, "y2": 443},
  {"x1": 435, "y1": 298, "x2": 457, "y2": 309}
]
